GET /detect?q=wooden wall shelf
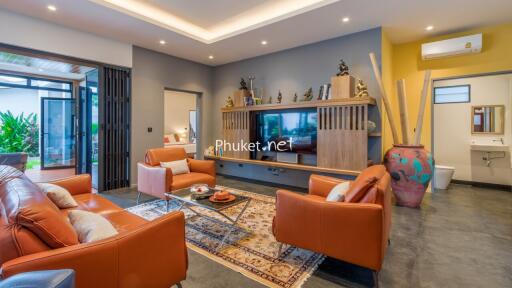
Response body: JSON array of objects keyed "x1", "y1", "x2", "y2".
[
  {"x1": 205, "y1": 155, "x2": 360, "y2": 176},
  {"x1": 221, "y1": 97, "x2": 376, "y2": 112}
]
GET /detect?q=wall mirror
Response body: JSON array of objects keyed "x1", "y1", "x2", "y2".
[{"x1": 471, "y1": 105, "x2": 505, "y2": 134}]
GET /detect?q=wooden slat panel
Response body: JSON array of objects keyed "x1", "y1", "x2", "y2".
[
  {"x1": 317, "y1": 104, "x2": 368, "y2": 171},
  {"x1": 222, "y1": 111, "x2": 250, "y2": 159}
]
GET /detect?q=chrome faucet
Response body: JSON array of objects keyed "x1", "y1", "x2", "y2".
[{"x1": 492, "y1": 138, "x2": 504, "y2": 145}]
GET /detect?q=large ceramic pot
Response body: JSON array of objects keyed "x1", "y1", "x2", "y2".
[{"x1": 384, "y1": 144, "x2": 433, "y2": 208}]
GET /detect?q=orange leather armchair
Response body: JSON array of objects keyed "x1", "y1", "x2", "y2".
[
  {"x1": 137, "y1": 147, "x2": 216, "y2": 208},
  {"x1": 273, "y1": 165, "x2": 392, "y2": 287},
  {"x1": 0, "y1": 167, "x2": 188, "y2": 288}
]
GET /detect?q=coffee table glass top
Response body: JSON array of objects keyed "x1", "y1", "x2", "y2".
[{"x1": 164, "y1": 187, "x2": 249, "y2": 211}]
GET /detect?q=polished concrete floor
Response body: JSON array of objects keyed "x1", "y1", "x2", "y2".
[{"x1": 102, "y1": 176, "x2": 512, "y2": 288}]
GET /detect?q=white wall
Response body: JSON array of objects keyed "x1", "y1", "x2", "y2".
[
  {"x1": 164, "y1": 90, "x2": 197, "y2": 139},
  {"x1": 0, "y1": 9, "x2": 132, "y2": 67},
  {"x1": 434, "y1": 73, "x2": 512, "y2": 185}
]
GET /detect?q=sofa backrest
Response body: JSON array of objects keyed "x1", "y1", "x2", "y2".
[
  {"x1": 145, "y1": 147, "x2": 187, "y2": 166},
  {"x1": 0, "y1": 166, "x2": 78, "y2": 266},
  {"x1": 0, "y1": 153, "x2": 28, "y2": 172}
]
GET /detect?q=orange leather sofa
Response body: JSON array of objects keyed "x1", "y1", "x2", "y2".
[
  {"x1": 273, "y1": 165, "x2": 391, "y2": 286},
  {"x1": 137, "y1": 147, "x2": 216, "y2": 206},
  {"x1": 0, "y1": 166, "x2": 187, "y2": 288}
]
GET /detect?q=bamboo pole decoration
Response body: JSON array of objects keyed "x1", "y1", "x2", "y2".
[
  {"x1": 369, "y1": 52, "x2": 399, "y2": 144},
  {"x1": 413, "y1": 70, "x2": 432, "y2": 145},
  {"x1": 396, "y1": 79, "x2": 411, "y2": 144}
]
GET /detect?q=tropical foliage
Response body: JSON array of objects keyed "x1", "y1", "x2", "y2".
[{"x1": 0, "y1": 111, "x2": 39, "y2": 156}]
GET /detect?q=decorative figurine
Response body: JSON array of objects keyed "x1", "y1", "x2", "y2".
[
  {"x1": 240, "y1": 78, "x2": 248, "y2": 90},
  {"x1": 302, "y1": 87, "x2": 314, "y2": 101},
  {"x1": 317, "y1": 85, "x2": 324, "y2": 100},
  {"x1": 268, "y1": 96, "x2": 272, "y2": 104},
  {"x1": 293, "y1": 93, "x2": 298, "y2": 102},
  {"x1": 225, "y1": 96, "x2": 234, "y2": 108},
  {"x1": 355, "y1": 79, "x2": 369, "y2": 98},
  {"x1": 277, "y1": 90, "x2": 282, "y2": 104},
  {"x1": 244, "y1": 96, "x2": 254, "y2": 106},
  {"x1": 336, "y1": 59, "x2": 349, "y2": 76}
]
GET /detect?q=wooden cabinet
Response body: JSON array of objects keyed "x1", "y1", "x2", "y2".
[{"x1": 221, "y1": 97, "x2": 377, "y2": 173}]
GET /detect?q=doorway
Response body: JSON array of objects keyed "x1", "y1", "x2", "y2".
[
  {"x1": 163, "y1": 89, "x2": 201, "y2": 158},
  {"x1": 432, "y1": 72, "x2": 512, "y2": 187},
  {"x1": 0, "y1": 50, "x2": 98, "y2": 185}
]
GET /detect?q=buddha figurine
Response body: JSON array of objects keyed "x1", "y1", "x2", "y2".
[
  {"x1": 336, "y1": 59, "x2": 349, "y2": 76},
  {"x1": 225, "y1": 96, "x2": 234, "y2": 108},
  {"x1": 355, "y1": 79, "x2": 369, "y2": 98},
  {"x1": 240, "y1": 78, "x2": 248, "y2": 90}
]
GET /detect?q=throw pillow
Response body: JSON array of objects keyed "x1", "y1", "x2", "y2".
[
  {"x1": 68, "y1": 210, "x2": 118, "y2": 243},
  {"x1": 37, "y1": 183, "x2": 78, "y2": 209},
  {"x1": 161, "y1": 159, "x2": 190, "y2": 175},
  {"x1": 326, "y1": 181, "x2": 351, "y2": 202}
]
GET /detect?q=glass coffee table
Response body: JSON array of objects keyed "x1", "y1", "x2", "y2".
[{"x1": 164, "y1": 187, "x2": 252, "y2": 251}]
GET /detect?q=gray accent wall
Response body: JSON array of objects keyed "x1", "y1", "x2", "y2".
[
  {"x1": 131, "y1": 46, "x2": 213, "y2": 184},
  {"x1": 210, "y1": 28, "x2": 383, "y2": 187}
]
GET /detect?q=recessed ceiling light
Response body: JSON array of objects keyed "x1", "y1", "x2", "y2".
[
  {"x1": 426, "y1": 25, "x2": 434, "y2": 31},
  {"x1": 261, "y1": 40, "x2": 268, "y2": 45},
  {"x1": 341, "y1": 17, "x2": 350, "y2": 23},
  {"x1": 159, "y1": 40, "x2": 166, "y2": 45},
  {"x1": 208, "y1": 55, "x2": 214, "y2": 59},
  {"x1": 47, "y1": 5, "x2": 57, "y2": 11}
]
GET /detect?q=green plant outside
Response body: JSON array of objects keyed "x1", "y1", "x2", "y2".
[
  {"x1": 0, "y1": 111, "x2": 40, "y2": 157},
  {"x1": 26, "y1": 158, "x2": 41, "y2": 170}
]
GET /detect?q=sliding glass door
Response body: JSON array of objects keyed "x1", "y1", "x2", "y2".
[
  {"x1": 41, "y1": 98, "x2": 76, "y2": 169},
  {"x1": 77, "y1": 69, "x2": 99, "y2": 188}
]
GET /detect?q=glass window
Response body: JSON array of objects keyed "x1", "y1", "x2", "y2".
[
  {"x1": 31, "y1": 79, "x2": 71, "y2": 91},
  {"x1": 0, "y1": 75, "x2": 28, "y2": 86},
  {"x1": 434, "y1": 85, "x2": 470, "y2": 104}
]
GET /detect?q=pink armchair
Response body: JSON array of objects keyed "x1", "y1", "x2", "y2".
[{"x1": 137, "y1": 147, "x2": 216, "y2": 210}]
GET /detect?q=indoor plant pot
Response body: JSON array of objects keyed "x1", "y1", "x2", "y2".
[{"x1": 384, "y1": 144, "x2": 433, "y2": 208}]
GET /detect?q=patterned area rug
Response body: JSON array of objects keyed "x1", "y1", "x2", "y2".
[{"x1": 126, "y1": 186, "x2": 324, "y2": 288}]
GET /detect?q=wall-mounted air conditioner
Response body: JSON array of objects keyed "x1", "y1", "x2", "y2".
[{"x1": 421, "y1": 33, "x2": 482, "y2": 60}]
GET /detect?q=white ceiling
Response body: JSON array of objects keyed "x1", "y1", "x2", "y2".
[{"x1": 0, "y1": 0, "x2": 511, "y2": 66}]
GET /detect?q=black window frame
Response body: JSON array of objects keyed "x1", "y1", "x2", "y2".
[
  {"x1": 0, "y1": 72, "x2": 72, "y2": 93},
  {"x1": 433, "y1": 84, "x2": 471, "y2": 104}
]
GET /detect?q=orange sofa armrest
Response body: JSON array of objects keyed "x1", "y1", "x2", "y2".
[
  {"x1": 308, "y1": 174, "x2": 348, "y2": 198},
  {"x1": 274, "y1": 190, "x2": 324, "y2": 251},
  {"x1": 321, "y1": 201, "x2": 386, "y2": 271},
  {"x1": 49, "y1": 174, "x2": 92, "y2": 195},
  {"x1": 188, "y1": 159, "x2": 216, "y2": 177},
  {"x1": 1, "y1": 211, "x2": 187, "y2": 288}
]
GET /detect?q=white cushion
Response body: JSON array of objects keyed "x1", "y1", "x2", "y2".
[
  {"x1": 37, "y1": 183, "x2": 78, "y2": 208},
  {"x1": 326, "y1": 182, "x2": 351, "y2": 202},
  {"x1": 68, "y1": 210, "x2": 118, "y2": 243},
  {"x1": 160, "y1": 159, "x2": 190, "y2": 175}
]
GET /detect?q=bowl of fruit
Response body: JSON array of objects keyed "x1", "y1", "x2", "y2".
[{"x1": 190, "y1": 184, "x2": 209, "y2": 194}]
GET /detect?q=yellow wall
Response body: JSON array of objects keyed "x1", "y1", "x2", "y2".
[
  {"x1": 383, "y1": 23, "x2": 512, "y2": 153},
  {"x1": 381, "y1": 30, "x2": 394, "y2": 155}
]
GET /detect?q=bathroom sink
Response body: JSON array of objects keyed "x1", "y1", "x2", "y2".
[{"x1": 470, "y1": 143, "x2": 509, "y2": 152}]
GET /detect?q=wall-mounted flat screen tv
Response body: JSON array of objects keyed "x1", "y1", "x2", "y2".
[{"x1": 255, "y1": 108, "x2": 317, "y2": 154}]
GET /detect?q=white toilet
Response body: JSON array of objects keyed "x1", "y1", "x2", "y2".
[{"x1": 434, "y1": 165, "x2": 455, "y2": 190}]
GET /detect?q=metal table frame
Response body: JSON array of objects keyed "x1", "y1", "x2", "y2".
[{"x1": 165, "y1": 189, "x2": 252, "y2": 251}]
